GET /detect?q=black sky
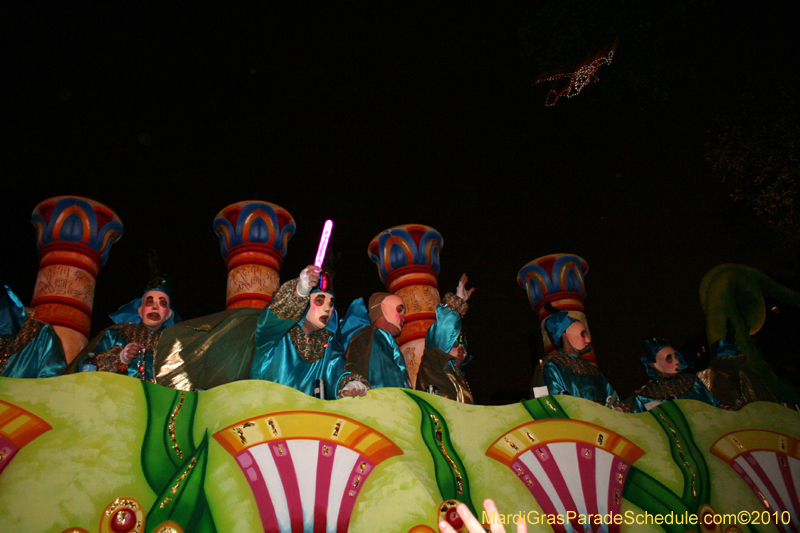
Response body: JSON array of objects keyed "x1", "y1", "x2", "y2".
[{"x1": 4, "y1": 1, "x2": 798, "y2": 402}]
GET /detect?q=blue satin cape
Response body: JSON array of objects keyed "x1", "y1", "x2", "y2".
[
  {"x1": 1, "y1": 323, "x2": 66, "y2": 378},
  {"x1": 251, "y1": 306, "x2": 344, "y2": 400},
  {"x1": 1, "y1": 286, "x2": 66, "y2": 378},
  {"x1": 424, "y1": 302, "x2": 472, "y2": 373},
  {"x1": 543, "y1": 356, "x2": 615, "y2": 403},
  {"x1": 336, "y1": 298, "x2": 410, "y2": 391}
]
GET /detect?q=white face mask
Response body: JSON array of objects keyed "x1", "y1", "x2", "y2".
[
  {"x1": 563, "y1": 320, "x2": 592, "y2": 354},
  {"x1": 380, "y1": 295, "x2": 405, "y2": 330},
  {"x1": 652, "y1": 346, "x2": 682, "y2": 377},
  {"x1": 138, "y1": 290, "x2": 172, "y2": 331},
  {"x1": 305, "y1": 292, "x2": 334, "y2": 331}
]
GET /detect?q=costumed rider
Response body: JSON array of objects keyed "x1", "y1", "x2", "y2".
[
  {"x1": 73, "y1": 276, "x2": 180, "y2": 381},
  {"x1": 628, "y1": 337, "x2": 718, "y2": 413},
  {"x1": 1, "y1": 284, "x2": 66, "y2": 378},
  {"x1": 249, "y1": 265, "x2": 344, "y2": 399},
  {"x1": 697, "y1": 320, "x2": 780, "y2": 410},
  {"x1": 541, "y1": 305, "x2": 625, "y2": 409},
  {"x1": 336, "y1": 292, "x2": 411, "y2": 397},
  {"x1": 415, "y1": 273, "x2": 475, "y2": 403}
]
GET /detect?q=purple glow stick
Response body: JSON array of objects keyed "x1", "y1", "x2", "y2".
[{"x1": 314, "y1": 220, "x2": 333, "y2": 268}]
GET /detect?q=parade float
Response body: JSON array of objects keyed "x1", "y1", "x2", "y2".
[{"x1": 2, "y1": 196, "x2": 800, "y2": 533}]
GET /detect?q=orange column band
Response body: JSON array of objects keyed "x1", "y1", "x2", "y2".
[
  {"x1": 30, "y1": 196, "x2": 123, "y2": 361},
  {"x1": 213, "y1": 201, "x2": 296, "y2": 309}
]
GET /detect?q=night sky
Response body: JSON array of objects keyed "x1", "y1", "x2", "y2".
[{"x1": 4, "y1": 2, "x2": 798, "y2": 403}]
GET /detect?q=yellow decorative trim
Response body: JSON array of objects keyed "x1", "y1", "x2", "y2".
[
  {"x1": 213, "y1": 411, "x2": 403, "y2": 464},
  {"x1": 485, "y1": 419, "x2": 645, "y2": 466},
  {"x1": 711, "y1": 430, "x2": 800, "y2": 463}
]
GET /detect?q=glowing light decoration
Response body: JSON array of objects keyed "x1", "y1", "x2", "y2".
[
  {"x1": 214, "y1": 411, "x2": 403, "y2": 533},
  {"x1": 711, "y1": 430, "x2": 800, "y2": 533},
  {"x1": 314, "y1": 220, "x2": 334, "y2": 268},
  {"x1": 537, "y1": 48, "x2": 615, "y2": 106},
  {"x1": 486, "y1": 419, "x2": 644, "y2": 533}
]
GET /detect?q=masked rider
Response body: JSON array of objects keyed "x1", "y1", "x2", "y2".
[
  {"x1": 628, "y1": 337, "x2": 718, "y2": 413},
  {"x1": 249, "y1": 265, "x2": 344, "y2": 399},
  {"x1": 73, "y1": 277, "x2": 180, "y2": 382}
]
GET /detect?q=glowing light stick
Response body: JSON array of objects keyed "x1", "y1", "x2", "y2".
[{"x1": 314, "y1": 220, "x2": 333, "y2": 268}]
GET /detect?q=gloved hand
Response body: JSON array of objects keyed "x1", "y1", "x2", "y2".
[
  {"x1": 296, "y1": 265, "x2": 322, "y2": 297},
  {"x1": 120, "y1": 342, "x2": 144, "y2": 365},
  {"x1": 341, "y1": 381, "x2": 368, "y2": 397},
  {"x1": 455, "y1": 273, "x2": 475, "y2": 301}
]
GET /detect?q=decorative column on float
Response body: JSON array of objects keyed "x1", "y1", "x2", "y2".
[
  {"x1": 517, "y1": 254, "x2": 597, "y2": 364},
  {"x1": 30, "y1": 196, "x2": 123, "y2": 361},
  {"x1": 213, "y1": 201, "x2": 296, "y2": 309},
  {"x1": 369, "y1": 224, "x2": 443, "y2": 387}
]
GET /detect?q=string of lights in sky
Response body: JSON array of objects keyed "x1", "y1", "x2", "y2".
[{"x1": 538, "y1": 49, "x2": 615, "y2": 106}]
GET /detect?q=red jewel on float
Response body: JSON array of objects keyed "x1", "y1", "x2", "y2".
[
  {"x1": 109, "y1": 508, "x2": 137, "y2": 532},
  {"x1": 446, "y1": 508, "x2": 463, "y2": 530}
]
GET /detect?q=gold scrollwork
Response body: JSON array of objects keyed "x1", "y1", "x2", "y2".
[
  {"x1": 159, "y1": 458, "x2": 198, "y2": 509},
  {"x1": 429, "y1": 414, "x2": 464, "y2": 495},
  {"x1": 230, "y1": 421, "x2": 255, "y2": 445},
  {"x1": 267, "y1": 418, "x2": 280, "y2": 437},
  {"x1": 657, "y1": 413, "x2": 696, "y2": 498},
  {"x1": 168, "y1": 392, "x2": 186, "y2": 459}
]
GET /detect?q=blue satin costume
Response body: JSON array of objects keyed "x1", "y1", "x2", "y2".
[
  {"x1": 73, "y1": 284, "x2": 180, "y2": 381},
  {"x1": 1, "y1": 286, "x2": 66, "y2": 378},
  {"x1": 629, "y1": 375, "x2": 719, "y2": 413},
  {"x1": 250, "y1": 279, "x2": 344, "y2": 400},
  {"x1": 76, "y1": 326, "x2": 162, "y2": 380},
  {"x1": 415, "y1": 293, "x2": 474, "y2": 403},
  {"x1": 424, "y1": 294, "x2": 468, "y2": 357},
  {"x1": 542, "y1": 358, "x2": 616, "y2": 403},
  {"x1": 336, "y1": 297, "x2": 410, "y2": 394},
  {"x1": 629, "y1": 338, "x2": 719, "y2": 412},
  {"x1": 541, "y1": 310, "x2": 617, "y2": 404}
]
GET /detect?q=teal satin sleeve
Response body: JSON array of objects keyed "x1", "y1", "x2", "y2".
[
  {"x1": 367, "y1": 329, "x2": 411, "y2": 389},
  {"x1": 250, "y1": 332, "x2": 345, "y2": 400},
  {"x1": 543, "y1": 360, "x2": 614, "y2": 403},
  {"x1": 425, "y1": 304, "x2": 462, "y2": 352},
  {"x1": 252, "y1": 308, "x2": 298, "y2": 381},
  {"x1": 543, "y1": 361, "x2": 570, "y2": 395},
  {"x1": 693, "y1": 377, "x2": 720, "y2": 407},
  {"x1": 630, "y1": 395, "x2": 650, "y2": 414},
  {"x1": 1, "y1": 323, "x2": 67, "y2": 378},
  {"x1": 1, "y1": 285, "x2": 26, "y2": 338}
]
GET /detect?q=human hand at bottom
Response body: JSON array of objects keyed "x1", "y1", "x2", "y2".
[
  {"x1": 341, "y1": 381, "x2": 368, "y2": 397},
  {"x1": 439, "y1": 499, "x2": 527, "y2": 533}
]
